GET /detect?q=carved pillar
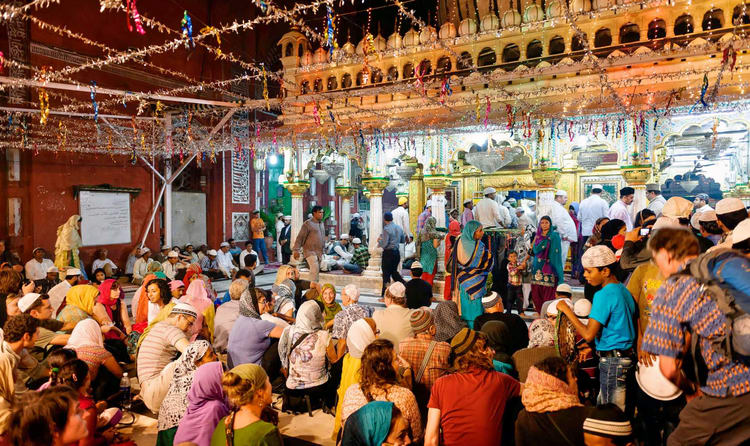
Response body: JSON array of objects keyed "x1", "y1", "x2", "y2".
[
  {"x1": 622, "y1": 165, "x2": 652, "y2": 221},
  {"x1": 335, "y1": 186, "x2": 357, "y2": 235},
  {"x1": 425, "y1": 175, "x2": 451, "y2": 278},
  {"x1": 362, "y1": 177, "x2": 390, "y2": 279},
  {"x1": 408, "y1": 165, "x2": 425, "y2": 237},
  {"x1": 283, "y1": 181, "x2": 310, "y2": 248},
  {"x1": 532, "y1": 168, "x2": 562, "y2": 219}
]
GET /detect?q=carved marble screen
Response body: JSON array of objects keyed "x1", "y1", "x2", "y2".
[{"x1": 231, "y1": 111, "x2": 250, "y2": 204}]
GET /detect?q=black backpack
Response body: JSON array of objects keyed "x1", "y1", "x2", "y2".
[{"x1": 678, "y1": 249, "x2": 750, "y2": 385}]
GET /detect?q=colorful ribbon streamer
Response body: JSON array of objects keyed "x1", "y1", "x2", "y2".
[
  {"x1": 181, "y1": 11, "x2": 194, "y2": 49},
  {"x1": 324, "y1": 6, "x2": 338, "y2": 57},
  {"x1": 484, "y1": 97, "x2": 490, "y2": 129},
  {"x1": 262, "y1": 65, "x2": 269, "y2": 111},
  {"x1": 200, "y1": 26, "x2": 221, "y2": 55},
  {"x1": 691, "y1": 73, "x2": 710, "y2": 112},
  {"x1": 90, "y1": 81, "x2": 99, "y2": 122},
  {"x1": 38, "y1": 89, "x2": 50, "y2": 125},
  {"x1": 126, "y1": 0, "x2": 146, "y2": 35}
]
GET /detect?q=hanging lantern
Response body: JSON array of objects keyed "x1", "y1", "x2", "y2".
[
  {"x1": 395, "y1": 155, "x2": 418, "y2": 181},
  {"x1": 323, "y1": 161, "x2": 345, "y2": 179},
  {"x1": 312, "y1": 168, "x2": 330, "y2": 184}
]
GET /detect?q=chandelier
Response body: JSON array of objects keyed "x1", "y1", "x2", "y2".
[
  {"x1": 577, "y1": 151, "x2": 603, "y2": 172},
  {"x1": 323, "y1": 161, "x2": 345, "y2": 179},
  {"x1": 465, "y1": 146, "x2": 522, "y2": 173},
  {"x1": 311, "y1": 168, "x2": 329, "y2": 184}
]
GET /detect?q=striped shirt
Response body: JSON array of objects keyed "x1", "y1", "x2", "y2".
[
  {"x1": 136, "y1": 321, "x2": 187, "y2": 382},
  {"x1": 642, "y1": 275, "x2": 750, "y2": 397},
  {"x1": 352, "y1": 246, "x2": 370, "y2": 269}
]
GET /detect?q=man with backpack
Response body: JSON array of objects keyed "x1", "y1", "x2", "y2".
[{"x1": 642, "y1": 226, "x2": 750, "y2": 445}]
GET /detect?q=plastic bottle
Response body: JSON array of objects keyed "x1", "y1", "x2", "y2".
[{"x1": 120, "y1": 372, "x2": 131, "y2": 410}]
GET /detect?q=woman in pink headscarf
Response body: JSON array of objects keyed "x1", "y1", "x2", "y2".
[
  {"x1": 180, "y1": 278, "x2": 216, "y2": 342},
  {"x1": 443, "y1": 220, "x2": 463, "y2": 301}
]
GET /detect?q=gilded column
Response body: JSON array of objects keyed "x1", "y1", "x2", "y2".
[
  {"x1": 283, "y1": 181, "x2": 310, "y2": 248},
  {"x1": 362, "y1": 177, "x2": 390, "y2": 279},
  {"x1": 335, "y1": 186, "x2": 357, "y2": 235},
  {"x1": 408, "y1": 165, "x2": 425, "y2": 237}
]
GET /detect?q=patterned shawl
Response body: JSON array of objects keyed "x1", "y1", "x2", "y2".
[
  {"x1": 521, "y1": 365, "x2": 582, "y2": 413},
  {"x1": 157, "y1": 341, "x2": 212, "y2": 431},
  {"x1": 449, "y1": 221, "x2": 493, "y2": 301}
]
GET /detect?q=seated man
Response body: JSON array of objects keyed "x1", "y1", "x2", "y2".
[
  {"x1": 91, "y1": 249, "x2": 119, "y2": 278},
  {"x1": 216, "y1": 242, "x2": 238, "y2": 278},
  {"x1": 161, "y1": 251, "x2": 187, "y2": 281},
  {"x1": 199, "y1": 249, "x2": 224, "y2": 280},
  {"x1": 473, "y1": 292, "x2": 529, "y2": 356},
  {"x1": 47, "y1": 268, "x2": 81, "y2": 317},
  {"x1": 18, "y1": 293, "x2": 72, "y2": 359},
  {"x1": 342, "y1": 238, "x2": 369, "y2": 274},
  {"x1": 136, "y1": 303, "x2": 196, "y2": 412},
  {"x1": 24, "y1": 248, "x2": 55, "y2": 282},
  {"x1": 405, "y1": 261, "x2": 433, "y2": 309},
  {"x1": 1, "y1": 314, "x2": 42, "y2": 395},
  {"x1": 132, "y1": 248, "x2": 155, "y2": 284},
  {"x1": 35, "y1": 266, "x2": 61, "y2": 294}
]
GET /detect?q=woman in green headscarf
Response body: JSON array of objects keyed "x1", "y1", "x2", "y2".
[
  {"x1": 415, "y1": 217, "x2": 444, "y2": 285},
  {"x1": 447, "y1": 220, "x2": 493, "y2": 328},
  {"x1": 318, "y1": 283, "x2": 342, "y2": 330},
  {"x1": 341, "y1": 401, "x2": 412, "y2": 446},
  {"x1": 211, "y1": 364, "x2": 282, "y2": 446}
]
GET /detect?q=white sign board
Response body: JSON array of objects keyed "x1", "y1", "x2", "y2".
[{"x1": 79, "y1": 191, "x2": 131, "y2": 246}]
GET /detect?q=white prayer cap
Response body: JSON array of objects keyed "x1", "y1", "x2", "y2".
[
  {"x1": 662, "y1": 197, "x2": 693, "y2": 219},
  {"x1": 207, "y1": 249, "x2": 218, "y2": 256},
  {"x1": 220, "y1": 242, "x2": 230, "y2": 247},
  {"x1": 733, "y1": 218, "x2": 750, "y2": 245},
  {"x1": 47, "y1": 266, "x2": 59, "y2": 273},
  {"x1": 581, "y1": 245, "x2": 616, "y2": 268},
  {"x1": 141, "y1": 247, "x2": 151, "y2": 253},
  {"x1": 161, "y1": 245, "x2": 170, "y2": 251},
  {"x1": 352, "y1": 213, "x2": 361, "y2": 218},
  {"x1": 170, "y1": 302, "x2": 198, "y2": 318},
  {"x1": 340, "y1": 234, "x2": 350, "y2": 240},
  {"x1": 65, "y1": 268, "x2": 82, "y2": 276},
  {"x1": 574, "y1": 299, "x2": 592, "y2": 318},
  {"x1": 167, "y1": 251, "x2": 179, "y2": 258},
  {"x1": 556, "y1": 283, "x2": 572, "y2": 295},
  {"x1": 592, "y1": 184, "x2": 604, "y2": 191},
  {"x1": 483, "y1": 187, "x2": 496, "y2": 195},
  {"x1": 555, "y1": 189, "x2": 568, "y2": 197},
  {"x1": 546, "y1": 298, "x2": 572, "y2": 316},
  {"x1": 352, "y1": 238, "x2": 362, "y2": 244},
  {"x1": 387, "y1": 281, "x2": 406, "y2": 298},
  {"x1": 18, "y1": 293, "x2": 42, "y2": 313},
  {"x1": 716, "y1": 197, "x2": 746, "y2": 215}
]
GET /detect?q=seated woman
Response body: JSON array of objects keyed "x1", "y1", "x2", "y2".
[
  {"x1": 275, "y1": 264, "x2": 318, "y2": 309},
  {"x1": 512, "y1": 319, "x2": 559, "y2": 383},
  {"x1": 227, "y1": 287, "x2": 285, "y2": 369},
  {"x1": 515, "y1": 356, "x2": 588, "y2": 446},
  {"x1": 90, "y1": 268, "x2": 106, "y2": 286},
  {"x1": 65, "y1": 319, "x2": 123, "y2": 401},
  {"x1": 134, "y1": 278, "x2": 177, "y2": 352},
  {"x1": 211, "y1": 364, "x2": 283, "y2": 446},
  {"x1": 173, "y1": 361, "x2": 230, "y2": 446},
  {"x1": 7, "y1": 386, "x2": 89, "y2": 446},
  {"x1": 277, "y1": 301, "x2": 338, "y2": 407},
  {"x1": 341, "y1": 339, "x2": 422, "y2": 441},
  {"x1": 57, "y1": 284, "x2": 124, "y2": 338},
  {"x1": 180, "y1": 279, "x2": 216, "y2": 342},
  {"x1": 332, "y1": 318, "x2": 377, "y2": 440},
  {"x1": 156, "y1": 340, "x2": 216, "y2": 446},
  {"x1": 433, "y1": 301, "x2": 466, "y2": 343},
  {"x1": 97, "y1": 279, "x2": 132, "y2": 363},
  {"x1": 479, "y1": 320, "x2": 516, "y2": 377},
  {"x1": 270, "y1": 278, "x2": 295, "y2": 318},
  {"x1": 318, "y1": 283, "x2": 342, "y2": 330},
  {"x1": 342, "y1": 401, "x2": 413, "y2": 446}
]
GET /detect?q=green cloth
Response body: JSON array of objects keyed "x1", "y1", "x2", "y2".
[
  {"x1": 317, "y1": 298, "x2": 342, "y2": 325},
  {"x1": 459, "y1": 287, "x2": 483, "y2": 329},
  {"x1": 156, "y1": 427, "x2": 177, "y2": 446},
  {"x1": 210, "y1": 419, "x2": 282, "y2": 446},
  {"x1": 531, "y1": 227, "x2": 564, "y2": 282},
  {"x1": 420, "y1": 240, "x2": 438, "y2": 275}
]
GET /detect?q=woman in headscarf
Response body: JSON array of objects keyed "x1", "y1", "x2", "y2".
[
  {"x1": 511, "y1": 319, "x2": 558, "y2": 383},
  {"x1": 442, "y1": 220, "x2": 462, "y2": 301},
  {"x1": 447, "y1": 220, "x2": 493, "y2": 328},
  {"x1": 318, "y1": 283, "x2": 342, "y2": 329},
  {"x1": 54, "y1": 214, "x2": 83, "y2": 273},
  {"x1": 65, "y1": 318, "x2": 123, "y2": 401},
  {"x1": 416, "y1": 217, "x2": 444, "y2": 286},
  {"x1": 210, "y1": 364, "x2": 282, "y2": 446},
  {"x1": 226, "y1": 287, "x2": 285, "y2": 370},
  {"x1": 57, "y1": 284, "x2": 123, "y2": 339},
  {"x1": 277, "y1": 300, "x2": 337, "y2": 397},
  {"x1": 479, "y1": 321, "x2": 515, "y2": 376},
  {"x1": 156, "y1": 340, "x2": 217, "y2": 446},
  {"x1": 182, "y1": 264, "x2": 203, "y2": 286},
  {"x1": 599, "y1": 218, "x2": 627, "y2": 253},
  {"x1": 584, "y1": 217, "x2": 610, "y2": 251},
  {"x1": 515, "y1": 356, "x2": 587, "y2": 446},
  {"x1": 96, "y1": 279, "x2": 131, "y2": 363},
  {"x1": 529, "y1": 216, "x2": 563, "y2": 314},
  {"x1": 173, "y1": 361, "x2": 230, "y2": 446},
  {"x1": 341, "y1": 401, "x2": 412, "y2": 446},
  {"x1": 433, "y1": 300, "x2": 466, "y2": 343},
  {"x1": 276, "y1": 264, "x2": 315, "y2": 310},
  {"x1": 271, "y1": 279, "x2": 296, "y2": 317},
  {"x1": 180, "y1": 279, "x2": 216, "y2": 342},
  {"x1": 332, "y1": 318, "x2": 377, "y2": 440}
]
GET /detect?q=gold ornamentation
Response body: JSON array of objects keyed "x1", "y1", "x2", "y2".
[
  {"x1": 283, "y1": 180, "x2": 310, "y2": 196},
  {"x1": 621, "y1": 165, "x2": 652, "y2": 186},
  {"x1": 483, "y1": 175, "x2": 537, "y2": 190},
  {"x1": 531, "y1": 168, "x2": 561, "y2": 189},
  {"x1": 423, "y1": 174, "x2": 451, "y2": 192},
  {"x1": 362, "y1": 176, "x2": 390, "y2": 195},
  {"x1": 335, "y1": 186, "x2": 357, "y2": 199}
]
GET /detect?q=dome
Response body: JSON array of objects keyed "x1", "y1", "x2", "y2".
[
  {"x1": 524, "y1": 4, "x2": 544, "y2": 22},
  {"x1": 387, "y1": 32, "x2": 402, "y2": 49},
  {"x1": 439, "y1": 21, "x2": 457, "y2": 39},
  {"x1": 356, "y1": 38, "x2": 365, "y2": 55},
  {"x1": 373, "y1": 34, "x2": 387, "y2": 52},
  {"x1": 459, "y1": 18, "x2": 477, "y2": 35},
  {"x1": 404, "y1": 28, "x2": 420, "y2": 47},
  {"x1": 313, "y1": 47, "x2": 328, "y2": 64},
  {"x1": 301, "y1": 51, "x2": 313, "y2": 66},
  {"x1": 341, "y1": 40, "x2": 355, "y2": 55},
  {"x1": 419, "y1": 26, "x2": 437, "y2": 44},
  {"x1": 570, "y1": 0, "x2": 591, "y2": 13},
  {"x1": 501, "y1": 10, "x2": 522, "y2": 28},
  {"x1": 480, "y1": 13, "x2": 500, "y2": 32},
  {"x1": 546, "y1": 0, "x2": 563, "y2": 18}
]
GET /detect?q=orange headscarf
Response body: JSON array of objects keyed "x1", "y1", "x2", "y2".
[{"x1": 134, "y1": 274, "x2": 158, "y2": 325}]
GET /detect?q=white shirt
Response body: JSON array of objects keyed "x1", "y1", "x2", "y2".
[
  {"x1": 24, "y1": 258, "x2": 55, "y2": 281},
  {"x1": 474, "y1": 197, "x2": 511, "y2": 227},
  {"x1": 132, "y1": 257, "x2": 153, "y2": 280},
  {"x1": 161, "y1": 260, "x2": 181, "y2": 280},
  {"x1": 239, "y1": 249, "x2": 256, "y2": 268},
  {"x1": 334, "y1": 243, "x2": 353, "y2": 262},
  {"x1": 216, "y1": 250, "x2": 236, "y2": 270},
  {"x1": 48, "y1": 280, "x2": 72, "y2": 317},
  {"x1": 608, "y1": 200, "x2": 634, "y2": 231},
  {"x1": 579, "y1": 194, "x2": 610, "y2": 236},
  {"x1": 545, "y1": 201, "x2": 577, "y2": 241},
  {"x1": 391, "y1": 206, "x2": 411, "y2": 238},
  {"x1": 647, "y1": 195, "x2": 666, "y2": 217},
  {"x1": 92, "y1": 258, "x2": 118, "y2": 272},
  {"x1": 696, "y1": 204, "x2": 713, "y2": 214}
]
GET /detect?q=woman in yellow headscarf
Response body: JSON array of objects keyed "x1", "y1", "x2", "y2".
[{"x1": 57, "y1": 284, "x2": 122, "y2": 337}]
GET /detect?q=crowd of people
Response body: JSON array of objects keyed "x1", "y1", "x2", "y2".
[{"x1": 0, "y1": 185, "x2": 749, "y2": 446}]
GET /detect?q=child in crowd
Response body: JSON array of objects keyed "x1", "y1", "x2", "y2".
[
  {"x1": 37, "y1": 348, "x2": 77, "y2": 391},
  {"x1": 555, "y1": 245, "x2": 636, "y2": 415},
  {"x1": 583, "y1": 404, "x2": 635, "y2": 446},
  {"x1": 505, "y1": 251, "x2": 525, "y2": 314}
]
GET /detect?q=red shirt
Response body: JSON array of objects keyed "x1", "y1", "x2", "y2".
[{"x1": 428, "y1": 368, "x2": 520, "y2": 446}]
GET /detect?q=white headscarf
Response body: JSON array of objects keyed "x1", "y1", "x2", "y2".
[
  {"x1": 278, "y1": 300, "x2": 325, "y2": 369},
  {"x1": 346, "y1": 319, "x2": 376, "y2": 359},
  {"x1": 65, "y1": 318, "x2": 103, "y2": 350}
]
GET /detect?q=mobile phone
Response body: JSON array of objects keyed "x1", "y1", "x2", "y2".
[{"x1": 640, "y1": 228, "x2": 650, "y2": 236}]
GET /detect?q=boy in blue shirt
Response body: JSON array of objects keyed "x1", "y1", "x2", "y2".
[{"x1": 557, "y1": 245, "x2": 636, "y2": 414}]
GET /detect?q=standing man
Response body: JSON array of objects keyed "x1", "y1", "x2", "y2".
[
  {"x1": 250, "y1": 210, "x2": 268, "y2": 265},
  {"x1": 378, "y1": 211, "x2": 405, "y2": 297},
  {"x1": 474, "y1": 187, "x2": 510, "y2": 228},
  {"x1": 545, "y1": 190, "x2": 577, "y2": 267},
  {"x1": 392, "y1": 196, "x2": 411, "y2": 271},
  {"x1": 693, "y1": 193, "x2": 713, "y2": 214},
  {"x1": 516, "y1": 208, "x2": 534, "y2": 233},
  {"x1": 461, "y1": 199, "x2": 474, "y2": 228},
  {"x1": 24, "y1": 248, "x2": 55, "y2": 281},
  {"x1": 278, "y1": 216, "x2": 292, "y2": 265},
  {"x1": 646, "y1": 183, "x2": 666, "y2": 216},
  {"x1": 275, "y1": 213, "x2": 285, "y2": 262},
  {"x1": 579, "y1": 185, "x2": 610, "y2": 247},
  {"x1": 608, "y1": 186, "x2": 635, "y2": 231},
  {"x1": 293, "y1": 205, "x2": 325, "y2": 282}
]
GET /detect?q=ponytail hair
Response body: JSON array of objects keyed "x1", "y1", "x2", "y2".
[
  {"x1": 58, "y1": 359, "x2": 89, "y2": 391},
  {"x1": 47, "y1": 349, "x2": 77, "y2": 386}
]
